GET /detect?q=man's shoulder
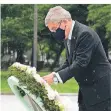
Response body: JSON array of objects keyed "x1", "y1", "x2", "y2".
[
  {"x1": 72, "y1": 21, "x2": 100, "y2": 44},
  {"x1": 73, "y1": 21, "x2": 92, "y2": 37},
  {"x1": 75, "y1": 20, "x2": 96, "y2": 35}
]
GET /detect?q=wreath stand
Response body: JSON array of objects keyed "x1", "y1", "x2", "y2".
[{"x1": 7, "y1": 76, "x2": 46, "y2": 111}]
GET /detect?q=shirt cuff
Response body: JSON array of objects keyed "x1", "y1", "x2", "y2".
[{"x1": 54, "y1": 72, "x2": 63, "y2": 83}]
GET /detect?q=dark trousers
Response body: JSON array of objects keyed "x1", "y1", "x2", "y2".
[{"x1": 79, "y1": 98, "x2": 111, "y2": 111}]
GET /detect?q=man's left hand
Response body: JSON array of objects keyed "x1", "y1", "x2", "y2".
[{"x1": 42, "y1": 72, "x2": 55, "y2": 85}]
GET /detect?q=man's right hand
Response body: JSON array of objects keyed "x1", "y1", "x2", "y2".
[{"x1": 42, "y1": 72, "x2": 55, "y2": 85}]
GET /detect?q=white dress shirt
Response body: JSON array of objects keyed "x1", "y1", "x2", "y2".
[{"x1": 54, "y1": 20, "x2": 75, "y2": 83}]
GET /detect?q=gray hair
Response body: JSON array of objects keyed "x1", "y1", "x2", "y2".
[{"x1": 45, "y1": 6, "x2": 72, "y2": 26}]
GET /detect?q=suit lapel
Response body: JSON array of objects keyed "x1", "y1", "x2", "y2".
[
  {"x1": 64, "y1": 40, "x2": 70, "y2": 64},
  {"x1": 64, "y1": 20, "x2": 79, "y2": 64},
  {"x1": 69, "y1": 38, "x2": 76, "y2": 64},
  {"x1": 69, "y1": 20, "x2": 79, "y2": 64}
]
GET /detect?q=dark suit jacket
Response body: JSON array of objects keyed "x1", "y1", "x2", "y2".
[{"x1": 55, "y1": 21, "x2": 111, "y2": 108}]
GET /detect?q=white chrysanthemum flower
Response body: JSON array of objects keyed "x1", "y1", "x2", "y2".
[
  {"x1": 12, "y1": 62, "x2": 21, "y2": 68},
  {"x1": 26, "y1": 67, "x2": 33, "y2": 75},
  {"x1": 33, "y1": 74, "x2": 43, "y2": 83},
  {"x1": 31, "y1": 67, "x2": 37, "y2": 75},
  {"x1": 55, "y1": 101, "x2": 65, "y2": 111},
  {"x1": 45, "y1": 86, "x2": 56, "y2": 100},
  {"x1": 12, "y1": 62, "x2": 29, "y2": 71},
  {"x1": 47, "y1": 90, "x2": 56, "y2": 100},
  {"x1": 54, "y1": 90, "x2": 61, "y2": 101},
  {"x1": 19, "y1": 64, "x2": 28, "y2": 71},
  {"x1": 54, "y1": 90, "x2": 59, "y2": 96}
]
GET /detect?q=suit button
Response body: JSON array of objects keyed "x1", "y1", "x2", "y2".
[
  {"x1": 93, "y1": 89, "x2": 96, "y2": 92},
  {"x1": 93, "y1": 70, "x2": 95, "y2": 73},
  {"x1": 97, "y1": 95, "x2": 100, "y2": 99}
]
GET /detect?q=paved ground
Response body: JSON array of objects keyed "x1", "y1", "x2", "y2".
[{"x1": 1, "y1": 94, "x2": 79, "y2": 111}]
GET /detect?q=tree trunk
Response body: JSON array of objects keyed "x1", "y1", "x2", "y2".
[{"x1": 16, "y1": 49, "x2": 24, "y2": 64}]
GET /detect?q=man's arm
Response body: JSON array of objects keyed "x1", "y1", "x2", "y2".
[
  {"x1": 53, "y1": 51, "x2": 69, "y2": 83},
  {"x1": 53, "y1": 55, "x2": 69, "y2": 84},
  {"x1": 58, "y1": 32, "x2": 96, "y2": 83},
  {"x1": 55, "y1": 58, "x2": 69, "y2": 72},
  {"x1": 42, "y1": 54, "x2": 69, "y2": 84}
]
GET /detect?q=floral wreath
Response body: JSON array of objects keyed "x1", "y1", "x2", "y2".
[{"x1": 8, "y1": 62, "x2": 65, "y2": 111}]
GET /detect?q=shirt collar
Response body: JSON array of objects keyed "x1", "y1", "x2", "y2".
[{"x1": 68, "y1": 20, "x2": 75, "y2": 40}]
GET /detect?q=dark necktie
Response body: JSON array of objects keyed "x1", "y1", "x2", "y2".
[{"x1": 67, "y1": 39, "x2": 71, "y2": 54}]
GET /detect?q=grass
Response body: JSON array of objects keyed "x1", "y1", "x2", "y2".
[
  {"x1": 1, "y1": 70, "x2": 79, "y2": 93},
  {"x1": 1, "y1": 71, "x2": 12, "y2": 93}
]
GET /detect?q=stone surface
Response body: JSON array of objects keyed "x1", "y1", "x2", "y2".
[{"x1": 0, "y1": 94, "x2": 79, "y2": 111}]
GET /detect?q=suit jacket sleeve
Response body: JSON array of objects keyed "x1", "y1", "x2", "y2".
[{"x1": 58, "y1": 32, "x2": 96, "y2": 83}]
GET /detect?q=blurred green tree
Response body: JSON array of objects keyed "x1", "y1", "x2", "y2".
[
  {"x1": 87, "y1": 4, "x2": 111, "y2": 57},
  {"x1": 1, "y1": 5, "x2": 33, "y2": 63}
]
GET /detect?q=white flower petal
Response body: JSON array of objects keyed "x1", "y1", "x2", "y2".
[
  {"x1": 26, "y1": 67, "x2": 32, "y2": 75},
  {"x1": 33, "y1": 74, "x2": 43, "y2": 84}
]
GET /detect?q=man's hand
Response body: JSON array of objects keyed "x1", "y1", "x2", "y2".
[{"x1": 42, "y1": 72, "x2": 55, "y2": 85}]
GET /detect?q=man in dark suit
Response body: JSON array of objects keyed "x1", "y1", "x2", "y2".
[{"x1": 43, "y1": 6, "x2": 111, "y2": 111}]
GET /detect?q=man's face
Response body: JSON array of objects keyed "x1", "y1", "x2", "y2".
[
  {"x1": 47, "y1": 21, "x2": 66, "y2": 32},
  {"x1": 47, "y1": 20, "x2": 71, "y2": 40},
  {"x1": 47, "y1": 22, "x2": 60, "y2": 32}
]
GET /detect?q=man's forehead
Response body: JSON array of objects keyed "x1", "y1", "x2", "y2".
[{"x1": 48, "y1": 22, "x2": 58, "y2": 27}]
